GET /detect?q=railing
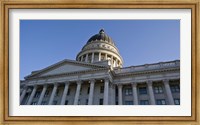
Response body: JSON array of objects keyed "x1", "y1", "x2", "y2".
[{"x1": 114, "y1": 60, "x2": 180, "y2": 74}]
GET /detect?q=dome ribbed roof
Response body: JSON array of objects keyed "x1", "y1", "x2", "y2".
[{"x1": 87, "y1": 29, "x2": 115, "y2": 45}]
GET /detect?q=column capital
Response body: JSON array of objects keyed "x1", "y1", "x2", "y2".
[
  {"x1": 163, "y1": 79, "x2": 169, "y2": 83},
  {"x1": 90, "y1": 79, "x2": 95, "y2": 83},
  {"x1": 53, "y1": 83, "x2": 58, "y2": 87},
  {"x1": 147, "y1": 80, "x2": 153, "y2": 86},
  {"x1": 77, "y1": 80, "x2": 82, "y2": 85},
  {"x1": 131, "y1": 83, "x2": 137, "y2": 87},
  {"x1": 104, "y1": 78, "x2": 110, "y2": 82},
  {"x1": 64, "y1": 81, "x2": 70, "y2": 85},
  {"x1": 117, "y1": 83, "x2": 123, "y2": 87}
]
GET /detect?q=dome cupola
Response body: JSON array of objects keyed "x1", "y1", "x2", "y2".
[{"x1": 76, "y1": 29, "x2": 123, "y2": 68}]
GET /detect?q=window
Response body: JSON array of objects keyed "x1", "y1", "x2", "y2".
[
  {"x1": 67, "y1": 89, "x2": 70, "y2": 95},
  {"x1": 87, "y1": 87, "x2": 90, "y2": 94},
  {"x1": 34, "y1": 91, "x2": 41, "y2": 98},
  {"x1": 100, "y1": 86, "x2": 104, "y2": 93},
  {"x1": 154, "y1": 86, "x2": 163, "y2": 94},
  {"x1": 99, "y1": 99, "x2": 103, "y2": 105},
  {"x1": 139, "y1": 87, "x2": 147, "y2": 94},
  {"x1": 85, "y1": 99, "x2": 88, "y2": 105},
  {"x1": 56, "y1": 89, "x2": 59, "y2": 96},
  {"x1": 156, "y1": 99, "x2": 166, "y2": 105},
  {"x1": 170, "y1": 85, "x2": 180, "y2": 93},
  {"x1": 139, "y1": 100, "x2": 149, "y2": 105},
  {"x1": 125, "y1": 101, "x2": 133, "y2": 105},
  {"x1": 31, "y1": 102, "x2": 37, "y2": 105},
  {"x1": 44, "y1": 90, "x2": 49, "y2": 97},
  {"x1": 53, "y1": 100, "x2": 57, "y2": 105},
  {"x1": 174, "y1": 98, "x2": 180, "y2": 105},
  {"x1": 78, "y1": 99, "x2": 81, "y2": 105},
  {"x1": 41, "y1": 101, "x2": 46, "y2": 105},
  {"x1": 65, "y1": 100, "x2": 68, "y2": 105},
  {"x1": 125, "y1": 88, "x2": 132, "y2": 95}
]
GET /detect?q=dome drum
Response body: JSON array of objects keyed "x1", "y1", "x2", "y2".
[{"x1": 76, "y1": 29, "x2": 123, "y2": 68}]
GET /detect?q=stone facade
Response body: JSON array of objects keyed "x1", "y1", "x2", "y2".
[{"x1": 20, "y1": 29, "x2": 180, "y2": 105}]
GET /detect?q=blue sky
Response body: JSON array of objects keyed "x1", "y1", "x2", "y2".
[{"x1": 20, "y1": 20, "x2": 180, "y2": 80}]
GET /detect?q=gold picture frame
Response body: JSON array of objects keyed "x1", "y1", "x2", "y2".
[{"x1": 0, "y1": 0, "x2": 199, "y2": 124}]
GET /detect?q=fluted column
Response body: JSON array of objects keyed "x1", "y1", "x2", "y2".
[
  {"x1": 99, "y1": 52, "x2": 101, "y2": 61},
  {"x1": 103, "y1": 78, "x2": 109, "y2": 105},
  {"x1": 37, "y1": 84, "x2": 47, "y2": 105},
  {"x1": 20, "y1": 86, "x2": 27, "y2": 104},
  {"x1": 48, "y1": 84, "x2": 58, "y2": 105},
  {"x1": 27, "y1": 85, "x2": 37, "y2": 105},
  {"x1": 85, "y1": 54, "x2": 88, "y2": 62},
  {"x1": 132, "y1": 83, "x2": 138, "y2": 105},
  {"x1": 163, "y1": 79, "x2": 174, "y2": 105},
  {"x1": 88, "y1": 79, "x2": 95, "y2": 105},
  {"x1": 147, "y1": 81, "x2": 155, "y2": 105},
  {"x1": 91, "y1": 53, "x2": 94, "y2": 63},
  {"x1": 74, "y1": 81, "x2": 82, "y2": 105},
  {"x1": 60, "y1": 82, "x2": 70, "y2": 105},
  {"x1": 118, "y1": 84, "x2": 123, "y2": 105}
]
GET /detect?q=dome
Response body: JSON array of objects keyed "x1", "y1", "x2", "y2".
[
  {"x1": 76, "y1": 29, "x2": 123, "y2": 68},
  {"x1": 86, "y1": 29, "x2": 115, "y2": 45}
]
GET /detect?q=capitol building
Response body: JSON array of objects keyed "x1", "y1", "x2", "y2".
[{"x1": 20, "y1": 29, "x2": 180, "y2": 105}]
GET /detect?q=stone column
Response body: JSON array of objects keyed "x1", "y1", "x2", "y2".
[
  {"x1": 74, "y1": 81, "x2": 82, "y2": 105},
  {"x1": 91, "y1": 53, "x2": 94, "y2": 63},
  {"x1": 37, "y1": 84, "x2": 47, "y2": 105},
  {"x1": 20, "y1": 86, "x2": 27, "y2": 104},
  {"x1": 85, "y1": 54, "x2": 88, "y2": 62},
  {"x1": 99, "y1": 52, "x2": 101, "y2": 61},
  {"x1": 27, "y1": 85, "x2": 37, "y2": 105},
  {"x1": 147, "y1": 81, "x2": 156, "y2": 105},
  {"x1": 60, "y1": 82, "x2": 70, "y2": 105},
  {"x1": 48, "y1": 84, "x2": 58, "y2": 105},
  {"x1": 81, "y1": 56, "x2": 83, "y2": 62},
  {"x1": 88, "y1": 79, "x2": 95, "y2": 105},
  {"x1": 111, "y1": 56, "x2": 114, "y2": 65},
  {"x1": 118, "y1": 84, "x2": 123, "y2": 105},
  {"x1": 132, "y1": 83, "x2": 138, "y2": 105},
  {"x1": 105, "y1": 53, "x2": 108, "y2": 60},
  {"x1": 163, "y1": 79, "x2": 174, "y2": 105},
  {"x1": 103, "y1": 78, "x2": 109, "y2": 105}
]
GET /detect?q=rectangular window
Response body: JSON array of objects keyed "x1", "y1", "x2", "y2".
[
  {"x1": 139, "y1": 100, "x2": 149, "y2": 105},
  {"x1": 99, "y1": 99, "x2": 103, "y2": 105},
  {"x1": 100, "y1": 86, "x2": 104, "y2": 93},
  {"x1": 85, "y1": 99, "x2": 88, "y2": 105},
  {"x1": 78, "y1": 99, "x2": 81, "y2": 105},
  {"x1": 170, "y1": 85, "x2": 180, "y2": 93},
  {"x1": 87, "y1": 87, "x2": 90, "y2": 94},
  {"x1": 44, "y1": 90, "x2": 49, "y2": 97},
  {"x1": 34, "y1": 91, "x2": 41, "y2": 98},
  {"x1": 125, "y1": 88, "x2": 132, "y2": 96},
  {"x1": 56, "y1": 89, "x2": 60, "y2": 96},
  {"x1": 154, "y1": 86, "x2": 163, "y2": 94},
  {"x1": 156, "y1": 99, "x2": 166, "y2": 105},
  {"x1": 67, "y1": 89, "x2": 70, "y2": 95},
  {"x1": 139, "y1": 87, "x2": 147, "y2": 94},
  {"x1": 174, "y1": 98, "x2": 180, "y2": 105},
  {"x1": 41, "y1": 101, "x2": 46, "y2": 105},
  {"x1": 65, "y1": 100, "x2": 68, "y2": 105},
  {"x1": 53, "y1": 100, "x2": 57, "y2": 105},
  {"x1": 125, "y1": 101, "x2": 133, "y2": 105},
  {"x1": 31, "y1": 102, "x2": 37, "y2": 105}
]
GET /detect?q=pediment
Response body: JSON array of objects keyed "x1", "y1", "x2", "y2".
[{"x1": 25, "y1": 59, "x2": 106, "y2": 78}]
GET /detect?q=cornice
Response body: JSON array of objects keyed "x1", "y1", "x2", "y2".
[
  {"x1": 113, "y1": 67, "x2": 180, "y2": 78},
  {"x1": 26, "y1": 67, "x2": 109, "y2": 80},
  {"x1": 25, "y1": 59, "x2": 107, "y2": 79}
]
